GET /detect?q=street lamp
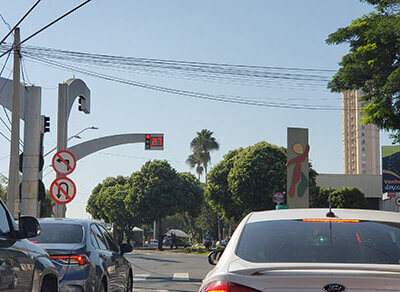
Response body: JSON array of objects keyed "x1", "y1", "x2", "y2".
[{"x1": 44, "y1": 126, "x2": 98, "y2": 157}]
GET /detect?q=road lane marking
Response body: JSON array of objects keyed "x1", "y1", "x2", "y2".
[
  {"x1": 133, "y1": 274, "x2": 150, "y2": 281},
  {"x1": 173, "y1": 272, "x2": 189, "y2": 281}
]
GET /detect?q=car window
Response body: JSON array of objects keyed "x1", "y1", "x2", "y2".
[
  {"x1": 90, "y1": 224, "x2": 108, "y2": 250},
  {"x1": 0, "y1": 201, "x2": 10, "y2": 235},
  {"x1": 31, "y1": 223, "x2": 83, "y2": 243},
  {"x1": 96, "y1": 224, "x2": 119, "y2": 252},
  {"x1": 90, "y1": 225, "x2": 100, "y2": 249},
  {"x1": 236, "y1": 220, "x2": 400, "y2": 265}
]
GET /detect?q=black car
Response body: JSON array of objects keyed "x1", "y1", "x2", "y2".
[
  {"x1": 0, "y1": 198, "x2": 59, "y2": 291},
  {"x1": 30, "y1": 218, "x2": 133, "y2": 292}
]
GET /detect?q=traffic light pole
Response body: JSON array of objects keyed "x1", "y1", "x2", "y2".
[{"x1": 55, "y1": 78, "x2": 90, "y2": 218}]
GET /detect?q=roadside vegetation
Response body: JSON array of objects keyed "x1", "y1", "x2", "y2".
[{"x1": 86, "y1": 129, "x2": 367, "y2": 250}]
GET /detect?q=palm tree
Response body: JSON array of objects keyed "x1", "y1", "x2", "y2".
[
  {"x1": 188, "y1": 129, "x2": 219, "y2": 182},
  {"x1": 186, "y1": 154, "x2": 204, "y2": 181}
]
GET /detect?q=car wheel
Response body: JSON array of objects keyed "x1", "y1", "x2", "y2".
[{"x1": 126, "y1": 271, "x2": 133, "y2": 292}]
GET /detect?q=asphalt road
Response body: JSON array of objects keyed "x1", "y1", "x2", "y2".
[{"x1": 126, "y1": 250, "x2": 212, "y2": 292}]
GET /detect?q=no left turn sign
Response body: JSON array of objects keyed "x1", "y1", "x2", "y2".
[
  {"x1": 52, "y1": 150, "x2": 76, "y2": 175},
  {"x1": 50, "y1": 177, "x2": 76, "y2": 205}
]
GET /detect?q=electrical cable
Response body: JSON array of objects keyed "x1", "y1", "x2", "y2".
[
  {"x1": 0, "y1": 0, "x2": 92, "y2": 59},
  {"x1": 0, "y1": 13, "x2": 11, "y2": 30},
  {"x1": 26, "y1": 54, "x2": 352, "y2": 111},
  {"x1": 0, "y1": 0, "x2": 42, "y2": 45},
  {"x1": 15, "y1": 44, "x2": 334, "y2": 87}
]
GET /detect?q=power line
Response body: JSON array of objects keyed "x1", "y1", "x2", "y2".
[
  {"x1": 0, "y1": 0, "x2": 92, "y2": 59},
  {"x1": 0, "y1": 0, "x2": 42, "y2": 45},
  {"x1": 0, "y1": 13, "x2": 12, "y2": 31},
  {"x1": 15, "y1": 44, "x2": 334, "y2": 89},
  {"x1": 27, "y1": 55, "x2": 347, "y2": 111}
]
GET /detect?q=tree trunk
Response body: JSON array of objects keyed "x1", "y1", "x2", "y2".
[{"x1": 157, "y1": 219, "x2": 163, "y2": 250}]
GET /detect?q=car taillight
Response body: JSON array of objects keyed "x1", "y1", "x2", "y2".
[
  {"x1": 202, "y1": 281, "x2": 260, "y2": 292},
  {"x1": 50, "y1": 255, "x2": 90, "y2": 266}
]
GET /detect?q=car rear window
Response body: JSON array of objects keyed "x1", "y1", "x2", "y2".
[
  {"x1": 236, "y1": 220, "x2": 400, "y2": 265},
  {"x1": 31, "y1": 223, "x2": 83, "y2": 243}
]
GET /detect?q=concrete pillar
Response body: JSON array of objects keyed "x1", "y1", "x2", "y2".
[{"x1": 20, "y1": 86, "x2": 41, "y2": 216}]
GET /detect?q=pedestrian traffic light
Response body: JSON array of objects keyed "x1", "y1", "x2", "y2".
[{"x1": 43, "y1": 116, "x2": 50, "y2": 133}]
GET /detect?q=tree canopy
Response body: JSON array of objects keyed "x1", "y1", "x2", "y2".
[
  {"x1": 326, "y1": 0, "x2": 400, "y2": 141},
  {"x1": 205, "y1": 142, "x2": 316, "y2": 223},
  {"x1": 310, "y1": 187, "x2": 367, "y2": 209}
]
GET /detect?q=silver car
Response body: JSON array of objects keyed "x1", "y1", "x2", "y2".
[{"x1": 201, "y1": 208, "x2": 400, "y2": 292}]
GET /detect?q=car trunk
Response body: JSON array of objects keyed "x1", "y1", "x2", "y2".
[
  {"x1": 37, "y1": 243, "x2": 86, "y2": 281},
  {"x1": 228, "y1": 261, "x2": 400, "y2": 291}
]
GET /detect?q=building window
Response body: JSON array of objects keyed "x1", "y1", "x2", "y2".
[
  {"x1": 361, "y1": 132, "x2": 365, "y2": 137},
  {"x1": 362, "y1": 154, "x2": 366, "y2": 160},
  {"x1": 361, "y1": 125, "x2": 365, "y2": 130},
  {"x1": 362, "y1": 169, "x2": 367, "y2": 174},
  {"x1": 362, "y1": 162, "x2": 366, "y2": 168},
  {"x1": 361, "y1": 139, "x2": 366, "y2": 145},
  {"x1": 362, "y1": 147, "x2": 366, "y2": 152}
]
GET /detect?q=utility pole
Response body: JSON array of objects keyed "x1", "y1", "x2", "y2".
[{"x1": 6, "y1": 28, "x2": 20, "y2": 219}]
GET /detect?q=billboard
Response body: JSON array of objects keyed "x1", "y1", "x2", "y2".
[{"x1": 382, "y1": 146, "x2": 400, "y2": 193}]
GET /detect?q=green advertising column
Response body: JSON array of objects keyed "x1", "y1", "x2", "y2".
[{"x1": 287, "y1": 128, "x2": 309, "y2": 208}]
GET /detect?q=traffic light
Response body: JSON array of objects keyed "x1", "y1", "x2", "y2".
[
  {"x1": 144, "y1": 134, "x2": 164, "y2": 150},
  {"x1": 78, "y1": 96, "x2": 90, "y2": 114},
  {"x1": 43, "y1": 116, "x2": 50, "y2": 133},
  {"x1": 145, "y1": 134, "x2": 151, "y2": 149}
]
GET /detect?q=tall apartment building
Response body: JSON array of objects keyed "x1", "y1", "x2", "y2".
[{"x1": 342, "y1": 90, "x2": 380, "y2": 175}]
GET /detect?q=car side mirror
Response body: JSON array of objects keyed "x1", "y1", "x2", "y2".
[
  {"x1": 120, "y1": 243, "x2": 132, "y2": 254},
  {"x1": 17, "y1": 216, "x2": 41, "y2": 239},
  {"x1": 208, "y1": 249, "x2": 224, "y2": 265}
]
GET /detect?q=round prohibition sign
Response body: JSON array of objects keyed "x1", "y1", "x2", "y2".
[
  {"x1": 50, "y1": 177, "x2": 76, "y2": 205},
  {"x1": 396, "y1": 196, "x2": 400, "y2": 207},
  {"x1": 52, "y1": 150, "x2": 76, "y2": 175}
]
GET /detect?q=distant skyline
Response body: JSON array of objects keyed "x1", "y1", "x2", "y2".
[{"x1": 0, "y1": 1, "x2": 391, "y2": 219}]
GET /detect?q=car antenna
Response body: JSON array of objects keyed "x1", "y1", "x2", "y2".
[{"x1": 326, "y1": 201, "x2": 336, "y2": 217}]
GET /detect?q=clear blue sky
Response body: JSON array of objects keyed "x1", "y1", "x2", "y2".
[{"x1": 0, "y1": 0, "x2": 389, "y2": 218}]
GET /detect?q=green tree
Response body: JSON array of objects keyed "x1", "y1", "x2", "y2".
[
  {"x1": 206, "y1": 142, "x2": 318, "y2": 224},
  {"x1": 188, "y1": 129, "x2": 219, "y2": 181},
  {"x1": 102, "y1": 183, "x2": 140, "y2": 244},
  {"x1": 175, "y1": 172, "x2": 204, "y2": 239},
  {"x1": 326, "y1": 1, "x2": 400, "y2": 141},
  {"x1": 228, "y1": 142, "x2": 287, "y2": 217},
  {"x1": 40, "y1": 191, "x2": 53, "y2": 217},
  {"x1": 125, "y1": 160, "x2": 182, "y2": 250},
  {"x1": 86, "y1": 176, "x2": 127, "y2": 221},
  {"x1": 205, "y1": 149, "x2": 244, "y2": 223},
  {"x1": 310, "y1": 187, "x2": 367, "y2": 209}
]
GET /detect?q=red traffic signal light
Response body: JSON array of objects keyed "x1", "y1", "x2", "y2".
[{"x1": 144, "y1": 134, "x2": 164, "y2": 150}]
